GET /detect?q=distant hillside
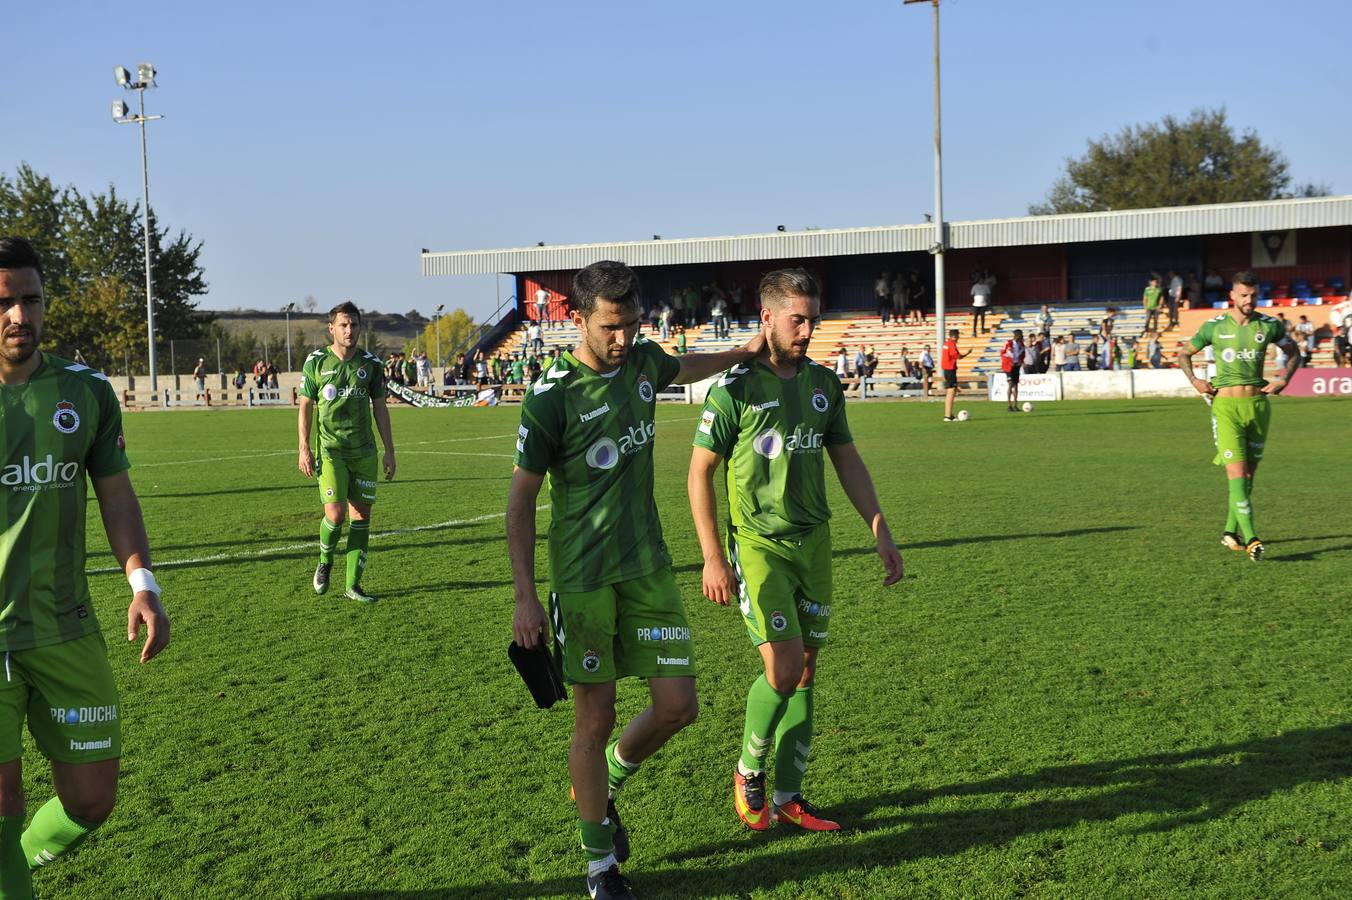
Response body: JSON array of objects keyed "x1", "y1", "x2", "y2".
[{"x1": 205, "y1": 309, "x2": 428, "y2": 355}]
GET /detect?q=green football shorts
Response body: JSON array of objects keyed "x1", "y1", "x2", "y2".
[
  {"x1": 549, "y1": 567, "x2": 695, "y2": 684},
  {"x1": 0, "y1": 632, "x2": 121, "y2": 764},
  {"x1": 317, "y1": 452, "x2": 378, "y2": 506},
  {"x1": 1210, "y1": 395, "x2": 1270, "y2": 467},
  {"x1": 728, "y1": 522, "x2": 833, "y2": 648}
]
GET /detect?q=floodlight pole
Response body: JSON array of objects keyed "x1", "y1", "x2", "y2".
[
  {"x1": 283, "y1": 302, "x2": 295, "y2": 371},
  {"x1": 114, "y1": 66, "x2": 164, "y2": 390},
  {"x1": 905, "y1": 0, "x2": 946, "y2": 350}
]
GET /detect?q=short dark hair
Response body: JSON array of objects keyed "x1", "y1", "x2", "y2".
[
  {"x1": 328, "y1": 301, "x2": 362, "y2": 324},
  {"x1": 572, "y1": 261, "x2": 640, "y2": 317},
  {"x1": 0, "y1": 236, "x2": 43, "y2": 283},
  {"x1": 759, "y1": 268, "x2": 820, "y2": 308},
  {"x1": 1232, "y1": 271, "x2": 1259, "y2": 288}
]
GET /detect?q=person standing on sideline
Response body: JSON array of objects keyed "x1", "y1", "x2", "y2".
[
  {"x1": 1051, "y1": 335, "x2": 1067, "y2": 372},
  {"x1": 1143, "y1": 276, "x2": 1163, "y2": 335},
  {"x1": 192, "y1": 357, "x2": 207, "y2": 399},
  {"x1": 509, "y1": 261, "x2": 765, "y2": 900},
  {"x1": 1001, "y1": 329, "x2": 1025, "y2": 412},
  {"x1": 0, "y1": 237, "x2": 170, "y2": 900},
  {"x1": 1175, "y1": 271, "x2": 1299, "y2": 562},
  {"x1": 919, "y1": 344, "x2": 935, "y2": 396},
  {"x1": 298, "y1": 302, "x2": 395, "y2": 604},
  {"x1": 940, "y1": 329, "x2": 970, "y2": 421},
  {"x1": 689, "y1": 267, "x2": 903, "y2": 835}
]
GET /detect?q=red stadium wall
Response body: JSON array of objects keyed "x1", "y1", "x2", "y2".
[
  {"x1": 520, "y1": 273, "x2": 574, "y2": 323},
  {"x1": 1203, "y1": 226, "x2": 1351, "y2": 295},
  {"x1": 943, "y1": 245, "x2": 1066, "y2": 306}
]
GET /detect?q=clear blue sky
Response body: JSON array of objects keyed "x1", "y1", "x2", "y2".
[{"x1": 6, "y1": 0, "x2": 1349, "y2": 322}]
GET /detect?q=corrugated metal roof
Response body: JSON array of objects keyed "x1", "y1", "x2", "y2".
[{"x1": 422, "y1": 195, "x2": 1352, "y2": 276}]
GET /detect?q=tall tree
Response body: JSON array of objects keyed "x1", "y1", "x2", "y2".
[
  {"x1": 1030, "y1": 108, "x2": 1328, "y2": 215},
  {"x1": 405, "y1": 308, "x2": 477, "y2": 364}
]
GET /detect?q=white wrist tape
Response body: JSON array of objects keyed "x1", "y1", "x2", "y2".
[{"x1": 129, "y1": 567, "x2": 161, "y2": 596}]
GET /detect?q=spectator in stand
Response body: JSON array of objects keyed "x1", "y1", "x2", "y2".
[
  {"x1": 908, "y1": 272, "x2": 927, "y2": 324},
  {"x1": 1275, "y1": 311, "x2": 1290, "y2": 337},
  {"x1": 534, "y1": 286, "x2": 551, "y2": 330},
  {"x1": 865, "y1": 345, "x2": 879, "y2": 378},
  {"x1": 1050, "y1": 335, "x2": 1067, "y2": 372},
  {"x1": 510, "y1": 353, "x2": 526, "y2": 385},
  {"x1": 525, "y1": 353, "x2": 541, "y2": 384},
  {"x1": 1001, "y1": 329, "x2": 1025, "y2": 412},
  {"x1": 1086, "y1": 336, "x2": 1099, "y2": 371},
  {"x1": 659, "y1": 303, "x2": 672, "y2": 341},
  {"x1": 1166, "y1": 270, "x2": 1184, "y2": 330},
  {"x1": 1205, "y1": 268, "x2": 1225, "y2": 291},
  {"x1": 193, "y1": 357, "x2": 207, "y2": 398},
  {"x1": 1148, "y1": 331, "x2": 1163, "y2": 369},
  {"x1": 897, "y1": 346, "x2": 912, "y2": 380},
  {"x1": 729, "y1": 283, "x2": 746, "y2": 327},
  {"x1": 403, "y1": 354, "x2": 417, "y2": 386},
  {"x1": 1037, "y1": 333, "x2": 1052, "y2": 373},
  {"x1": 1143, "y1": 276, "x2": 1163, "y2": 334},
  {"x1": 1297, "y1": 334, "x2": 1313, "y2": 368},
  {"x1": 919, "y1": 344, "x2": 935, "y2": 396},
  {"x1": 1295, "y1": 315, "x2": 1315, "y2": 351},
  {"x1": 1022, "y1": 335, "x2": 1039, "y2": 375},
  {"x1": 1187, "y1": 272, "x2": 1203, "y2": 313},
  {"x1": 459, "y1": 351, "x2": 474, "y2": 385},
  {"x1": 675, "y1": 326, "x2": 687, "y2": 356},
  {"x1": 529, "y1": 320, "x2": 543, "y2": 354},
  {"x1": 709, "y1": 292, "x2": 729, "y2": 340},
  {"x1": 1064, "y1": 334, "x2": 1082, "y2": 371},
  {"x1": 1124, "y1": 337, "x2": 1138, "y2": 370},
  {"x1": 891, "y1": 273, "x2": 908, "y2": 325},
  {"x1": 1334, "y1": 325, "x2": 1350, "y2": 367},
  {"x1": 1034, "y1": 305, "x2": 1053, "y2": 337},
  {"x1": 941, "y1": 329, "x2": 971, "y2": 421},
  {"x1": 834, "y1": 346, "x2": 849, "y2": 379},
  {"x1": 970, "y1": 274, "x2": 992, "y2": 335},
  {"x1": 853, "y1": 345, "x2": 867, "y2": 382},
  {"x1": 417, "y1": 352, "x2": 431, "y2": 388},
  {"x1": 875, "y1": 272, "x2": 891, "y2": 324}
]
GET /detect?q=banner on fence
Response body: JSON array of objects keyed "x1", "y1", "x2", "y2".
[
  {"x1": 1283, "y1": 368, "x2": 1352, "y2": 397},
  {"x1": 988, "y1": 373, "x2": 1060, "y2": 402},
  {"x1": 388, "y1": 382, "x2": 478, "y2": 407}
]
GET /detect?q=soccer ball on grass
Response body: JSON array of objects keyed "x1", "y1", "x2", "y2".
[
  {"x1": 957, "y1": 409, "x2": 970, "y2": 421},
  {"x1": 1021, "y1": 402, "x2": 1034, "y2": 413}
]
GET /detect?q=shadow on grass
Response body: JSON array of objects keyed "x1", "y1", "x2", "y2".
[{"x1": 315, "y1": 723, "x2": 1352, "y2": 899}]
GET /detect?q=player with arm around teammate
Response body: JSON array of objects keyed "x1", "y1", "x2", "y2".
[
  {"x1": 0, "y1": 237, "x2": 170, "y2": 900},
  {"x1": 297, "y1": 301, "x2": 396, "y2": 603},
  {"x1": 1175, "y1": 271, "x2": 1299, "y2": 561},
  {"x1": 689, "y1": 268, "x2": 904, "y2": 833},
  {"x1": 507, "y1": 260, "x2": 765, "y2": 900}
]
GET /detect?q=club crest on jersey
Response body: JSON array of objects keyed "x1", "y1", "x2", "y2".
[
  {"x1": 637, "y1": 375, "x2": 654, "y2": 403},
  {"x1": 811, "y1": 388, "x2": 829, "y2": 413},
  {"x1": 770, "y1": 611, "x2": 788, "y2": 632},
  {"x1": 52, "y1": 401, "x2": 80, "y2": 434},
  {"x1": 357, "y1": 366, "x2": 368, "y2": 379},
  {"x1": 582, "y1": 649, "x2": 601, "y2": 673},
  {"x1": 1254, "y1": 331, "x2": 1266, "y2": 343}
]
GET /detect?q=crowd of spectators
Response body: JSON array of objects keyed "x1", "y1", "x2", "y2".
[{"x1": 873, "y1": 270, "x2": 929, "y2": 325}]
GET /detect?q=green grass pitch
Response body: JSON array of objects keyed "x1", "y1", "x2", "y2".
[{"x1": 25, "y1": 397, "x2": 1352, "y2": 898}]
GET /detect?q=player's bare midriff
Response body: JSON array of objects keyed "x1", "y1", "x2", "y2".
[{"x1": 1215, "y1": 384, "x2": 1263, "y2": 398}]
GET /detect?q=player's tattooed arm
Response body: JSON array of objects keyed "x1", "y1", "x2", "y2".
[
  {"x1": 508, "y1": 467, "x2": 548, "y2": 647},
  {"x1": 1263, "y1": 337, "x2": 1301, "y2": 395},
  {"x1": 1175, "y1": 343, "x2": 1214, "y2": 396}
]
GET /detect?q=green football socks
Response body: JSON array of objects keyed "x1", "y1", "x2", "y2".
[
  {"x1": 739, "y1": 674, "x2": 793, "y2": 774},
  {"x1": 1, "y1": 813, "x2": 30, "y2": 899},
  {"x1": 1228, "y1": 477, "x2": 1255, "y2": 543},
  {"x1": 606, "y1": 741, "x2": 640, "y2": 794},
  {"x1": 21, "y1": 797, "x2": 97, "y2": 871},
  {"x1": 319, "y1": 516, "x2": 342, "y2": 565},
  {"x1": 579, "y1": 818, "x2": 614, "y2": 864},
  {"x1": 772, "y1": 686, "x2": 814, "y2": 798},
  {"x1": 345, "y1": 519, "x2": 370, "y2": 589}
]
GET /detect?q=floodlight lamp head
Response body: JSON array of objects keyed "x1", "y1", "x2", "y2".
[
  {"x1": 112, "y1": 100, "x2": 130, "y2": 121},
  {"x1": 114, "y1": 66, "x2": 132, "y2": 87},
  {"x1": 136, "y1": 63, "x2": 157, "y2": 86}
]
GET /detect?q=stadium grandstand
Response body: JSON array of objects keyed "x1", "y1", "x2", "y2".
[{"x1": 420, "y1": 195, "x2": 1352, "y2": 400}]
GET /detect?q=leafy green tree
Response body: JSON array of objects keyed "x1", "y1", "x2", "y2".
[
  {"x1": 404, "y1": 308, "x2": 476, "y2": 364},
  {"x1": 1030, "y1": 108, "x2": 1329, "y2": 215}
]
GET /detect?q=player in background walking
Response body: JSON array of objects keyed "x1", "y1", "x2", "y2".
[
  {"x1": 298, "y1": 302, "x2": 395, "y2": 603},
  {"x1": 1175, "y1": 271, "x2": 1299, "y2": 561}
]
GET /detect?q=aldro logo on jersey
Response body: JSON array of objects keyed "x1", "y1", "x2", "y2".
[
  {"x1": 1221, "y1": 348, "x2": 1261, "y2": 363},
  {"x1": 3, "y1": 456, "x2": 80, "y2": 492},
  {"x1": 584, "y1": 421, "x2": 656, "y2": 469},
  {"x1": 322, "y1": 384, "x2": 368, "y2": 401},
  {"x1": 52, "y1": 401, "x2": 80, "y2": 434},
  {"x1": 751, "y1": 425, "x2": 825, "y2": 459}
]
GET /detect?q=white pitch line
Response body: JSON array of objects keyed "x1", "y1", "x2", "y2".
[
  {"x1": 398, "y1": 451, "x2": 514, "y2": 458},
  {"x1": 85, "y1": 506, "x2": 547, "y2": 575}
]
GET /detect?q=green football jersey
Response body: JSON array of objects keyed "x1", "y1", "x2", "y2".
[
  {"x1": 1143, "y1": 285, "x2": 1162, "y2": 309},
  {"x1": 514, "y1": 337, "x2": 682, "y2": 593},
  {"x1": 0, "y1": 354, "x2": 130, "y2": 651},
  {"x1": 693, "y1": 360, "x2": 852, "y2": 539},
  {"x1": 1190, "y1": 313, "x2": 1286, "y2": 388},
  {"x1": 300, "y1": 347, "x2": 387, "y2": 459}
]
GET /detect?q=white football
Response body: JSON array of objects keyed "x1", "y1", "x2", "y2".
[
  {"x1": 957, "y1": 409, "x2": 970, "y2": 421},
  {"x1": 1022, "y1": 402, "x2": 1034, "y2": 413}
]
